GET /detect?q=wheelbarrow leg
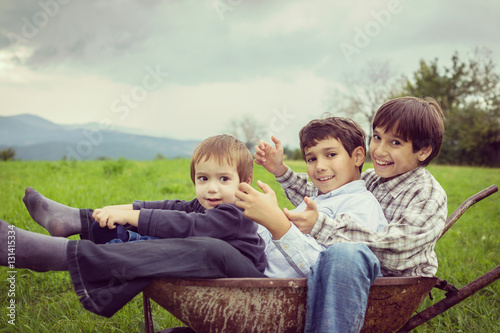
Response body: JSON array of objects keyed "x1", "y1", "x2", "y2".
[
  {"x1": 398, "y1": 265, "x2": 500, "y2": 332},
  {"x1": 144, "y1": 293, "x2": 196, "y2": 333},
  {"x1": 144, "y1": 293, "x2": 155, "y2": 333}
]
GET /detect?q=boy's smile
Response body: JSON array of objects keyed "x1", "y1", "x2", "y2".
[
  {"x1": 304, "y1": 138, "x2": 363, "y2": 194},
  {"x1": 194, "y1": 159, "x2": 241, "y2": 210},
  {"x1": 370, "y1": 127, "x2": 431, "y2": 179}
]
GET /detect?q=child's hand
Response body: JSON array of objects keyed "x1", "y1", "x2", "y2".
[
  {"x1": 254, "y1": 136, "x2": 288, "y2": 177},
  {"x1": 283, "y1": 196, "x2": 318, "y2": 234},
  {"x1": 235, "y1": 180, "x2": 291, "y2": 239},
  {"x1": 93, "y1": 208, "x2": 139, "y2": 229}
]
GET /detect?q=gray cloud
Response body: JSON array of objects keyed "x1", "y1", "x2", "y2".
[
  {"x1": 0, "y1": 0, "x2": 345, "y2": 85},
  {"x1": 1, "y1": 0, "x2": 499, "y2": 86},
  {"x1": 1, "y1": 0, "x2": 499, "y2": 148}
]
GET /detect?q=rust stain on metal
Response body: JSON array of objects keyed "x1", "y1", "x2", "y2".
[
  {"x1": 144, "y1": 277, "x2": 437, "y2": 333},
  {"x1": 146, "y1": 279, "x2": 307, "y2": 332}
]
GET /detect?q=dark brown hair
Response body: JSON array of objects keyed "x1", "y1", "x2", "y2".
[
  {"x1": 373, "y1": 96, "x2": 445, "y2": 166},
  {"x1": 190, "y1": 135, "x2": 253, "y2": 184},
  {"x1": 299, "y1": 117, "x2": 366, "y2": 172}
]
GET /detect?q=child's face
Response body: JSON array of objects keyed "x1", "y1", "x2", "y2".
[
  {"x1": 369, "y1": 126, "x2": 430, "y2": 179},
  {"x1": 194, "y1": 159, "x2": 242, "y2": 210},
  {"x1": 304, "y1": 137, "x2": 363, "y2": 194}
]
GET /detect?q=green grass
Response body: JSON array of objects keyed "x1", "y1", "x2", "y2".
[{"x1": 0, "y1": 160, "x2": 498, "y2": 332}]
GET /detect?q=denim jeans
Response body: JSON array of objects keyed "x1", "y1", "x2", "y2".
[
  {"x1": 305, "y1": 242, "x2": 381, "y2": 333},
  {"x1": 90, "y1": 221, "x2": 158, "y2": 244}
]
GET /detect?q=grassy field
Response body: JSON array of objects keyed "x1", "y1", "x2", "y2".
[{"x1": 0, "y1": 159, "x2": 498, "y2": 332}]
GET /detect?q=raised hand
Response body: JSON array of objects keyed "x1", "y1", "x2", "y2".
[
  {"x1": 253, "y1": 136, "x2": 288, "y2": 177},
  {"x1": 235, "y1": 180, "x2": 291, "y2": 239},
  {"x1": 283, "y1": 196, "x2": 318, "y2": 234}
]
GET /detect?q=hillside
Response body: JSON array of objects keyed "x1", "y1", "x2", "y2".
[{"x1": 0, "y1": 114, "x2": 199, "y2": 160}]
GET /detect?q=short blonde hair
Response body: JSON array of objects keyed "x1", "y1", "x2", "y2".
[{"x1": 190, "y1": 135, "x2": 253, "y2": 184}]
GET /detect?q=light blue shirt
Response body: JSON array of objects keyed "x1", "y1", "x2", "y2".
[{"x1": 261, "y1": 180, "x2": 388, "y2": 277}]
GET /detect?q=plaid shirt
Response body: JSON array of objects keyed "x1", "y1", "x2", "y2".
[{"x1": 276, "y1": 166, "x2": 447, "y2": 277}]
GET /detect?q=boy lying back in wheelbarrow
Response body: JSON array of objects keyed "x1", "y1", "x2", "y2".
[
  {"x1": 249, "y1": 96, "x2": 447, "y2": 332},
  {"x1": 0, "y1": 134, "x2": 269, "y2": 317}
]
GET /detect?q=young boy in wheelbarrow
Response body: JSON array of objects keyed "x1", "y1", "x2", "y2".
[
  {"x1": 235, "y1": 116, "x2": 388, "y2": 278},
  {"x1": 0, "y1": 134, "x2": 268, "y2": 317},
  {"x1": 249, "y1": 96, "x2": 447, "y2": 332}
]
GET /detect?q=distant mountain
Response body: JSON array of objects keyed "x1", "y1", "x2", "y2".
[
  {"x1": 63, "y1": 121, "x2": 170, "y2": 138},
  {"x1": 0, "y1": 114, "x2": 199, "y2": 160}
]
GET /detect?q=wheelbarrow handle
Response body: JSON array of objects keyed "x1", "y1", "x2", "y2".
[
  {"x1": 398, "y1": 265, "x2": 500, "y2": 332},
  {"x1": 440, "y1": 184, "x2": 498, "y2": 239}
]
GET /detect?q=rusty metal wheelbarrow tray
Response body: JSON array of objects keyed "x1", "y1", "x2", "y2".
[
  {"x1": 144, "y1": 276, "x2": 438, "y2": 332},
  {"x1": 143, "y1": 185, "x2": 499, "y2": 333}
]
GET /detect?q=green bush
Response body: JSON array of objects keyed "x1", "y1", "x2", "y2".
[{"x1": 102, "y1": 158, "x2": 128, "y2": 176}]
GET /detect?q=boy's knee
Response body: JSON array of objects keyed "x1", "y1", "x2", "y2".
[
  {"x1": 320, "y1": 242, "x2": 370, "y2": 260},
  {"x1": 192, "y1": 237, "x2": 263, "y2": 278},
  {"x1": 191, "y1": 237, "x2": 237, "y2": 267},
  {"x1": 189, "y1": 237, "x2": 232, "y2": 258},
  {"x1": 317, "y1": 243, "x2": 380, "y2": 278}
]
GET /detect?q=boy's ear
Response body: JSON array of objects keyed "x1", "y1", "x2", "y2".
[
  {"x1": 417, "y1": 145, "x2": 433, "y2": 162},
  {"x1": 353, "y1": 146, "x2": 365, "y2": 167},
  {"x1": 243, "y1": 174, "x2": 253, "y2": 185}
]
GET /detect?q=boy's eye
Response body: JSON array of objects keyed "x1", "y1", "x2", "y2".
[
  {"x1": 306, "y1": 157, "x2": 316, "y2": 163},
  {"x1": 373, "y1": 135, "x2": 381, "y2": 141},
  {"x1": 198, "y1": 176, "x2": 207, "y2": 182},
  {"x1": 220, "y1": 176, "x2": 229, "y2": 182},
  {"x1": 327, "y1": 153, "x2": 337, "y2": 158},
  {"x1": 391, "y1": 140, "x2": 401, "y2": 145}
]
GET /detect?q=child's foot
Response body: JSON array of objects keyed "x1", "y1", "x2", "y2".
[
  {"x1": 22, "y1": 187, "x2": 81, "y2": 237},
  {"x1": 0, "y1": 219, "x2": 68, "y2": 272}
]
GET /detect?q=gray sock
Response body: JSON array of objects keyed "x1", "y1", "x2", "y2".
[
  {"x1": 0, "y1": 219, "x2": 68, "y2": 272},
  {"x1": 22, "y1": 187, "x2": 81, "y2": 237}
]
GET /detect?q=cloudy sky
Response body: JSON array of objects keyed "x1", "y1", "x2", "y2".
[{"x1": 1, "y1": 0, "x2": 499, "y2": 148}]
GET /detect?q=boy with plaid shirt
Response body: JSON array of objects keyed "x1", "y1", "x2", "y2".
[{"x1": 254, "y1": 96, "x2": 447, "y2": 332}]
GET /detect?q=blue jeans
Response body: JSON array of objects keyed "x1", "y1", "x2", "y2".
[
  {"x1": 107, "y1": 229, "x2": 158, "y2": 244},
  {"x1": 305, "y1": 243, "x2": 381, "y2": 333},
  {"x1": 90, "y1": 221, "x2": 158, "y2": 244}
]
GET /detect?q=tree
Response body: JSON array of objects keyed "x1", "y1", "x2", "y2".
[
  {"x1": 1, "y1": 147, "x2": 16, "y2": 161},
  {"x1": 283, "y1": 146, "x2": 302, "y2": 161},
  {"x1": 403, "y1": 47, "x2": 500, "y2": 166},
  {"x1": 154, "y1": 154, "x2": 166, "y2": 160},
  {"x1": 227, "y1": 115, "x2": 266, "y2": 151},
  {"x1": 324, "y1": 59, "x2": 402, "y2": 139}
]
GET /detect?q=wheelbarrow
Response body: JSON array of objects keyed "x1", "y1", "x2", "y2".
[{"x1": 142, "y1": 185, "x2": 499, "y2": 333}]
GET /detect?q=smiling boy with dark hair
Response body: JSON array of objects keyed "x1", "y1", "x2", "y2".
[
  {"x1": 235, "y1": 116, "x2": 387, "y2": 278},
  {"x1": 253, "y1": 96, "x2": 447, "y2": 332}
]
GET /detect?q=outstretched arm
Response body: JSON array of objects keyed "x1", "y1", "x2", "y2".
[
  {"x1": 235, "y1": 181, "x2": 291, "y2": 239},
  {"x1": 256, "y1": 136, "x2": 318, "y2": 207},
  {"x1": 92, "y1": 208, "x2": 140, "y2": 229},
  {"x1": 102, "y1": 204, "x2": 134, "y2": 210},
  {"x1": 310, "y1": 196, "x2": 446, "y2": 276},
  {"x1": 275, "y1": 167, "x2": 317, "y2": 207}
]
